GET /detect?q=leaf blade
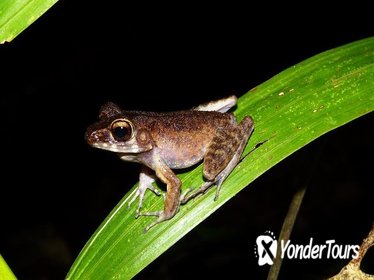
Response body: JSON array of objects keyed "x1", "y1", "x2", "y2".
[
  {"x1": 0, "y1": 0, "x2": 58, "y2": 43},
  {"x1": 0, "y1": 255, "x2": 17, "y2": 280},
  {"x1": 67, "y1": 37, "x2": 374, "y2": 279}
]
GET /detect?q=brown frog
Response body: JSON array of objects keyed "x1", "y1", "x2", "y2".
[{"x1": 85, "y1": 96, "x2": 254, "y2": 231}]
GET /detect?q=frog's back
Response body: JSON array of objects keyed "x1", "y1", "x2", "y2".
[
  {"x1": 123, "y1": 110, "x2": 235, "y2": 133},
  {"x1": 124, "y1": 110, "x2": 235, "y2": 169}
]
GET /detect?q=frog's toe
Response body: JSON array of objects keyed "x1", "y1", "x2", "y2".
[
  {"x1": 180, "y1": 187, "x2": 194, "y2": 204},
  {"x1": 138, "y1": 210, "x2": 163, "y2": 231},
  {"x1": 142, "y1": 211, "x2": 174, "y2": 232},
  {"x1": 127, "y1": 188, "x2": 141, "y2": 209},
  {"x1": 135, "y1": 207, "x2": 141, "y2": 218},
  {"x1": 147, "y1": 184, "x2": 161, "y2": 196},
  {"x1": 180, "y1": 181, "x2": 215, "y2": 204},
  {"x1": 138, "y1": 210, "x2": 162, "y2": 217},
  {"x1": 128, "y1": 183, "x2": 162, "y2": 213}
]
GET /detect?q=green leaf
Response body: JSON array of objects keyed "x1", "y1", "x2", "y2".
[
  {"x1": 67, "y1": 37, "x2": 374, "y2": 279},
  {"x1": 0, "y1": 255, "x2": 17, "y2": 280},
  {"x1": 0, "y1": 0, "x2": 58, "y2": 43}
]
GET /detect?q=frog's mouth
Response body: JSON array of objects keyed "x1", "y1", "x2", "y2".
[
  {"x1": 90, "y1": 142, "x2": 152, "y2": 154},
  {"x1": 86, "y1": 133, "x2": 152, "y2": 154}
]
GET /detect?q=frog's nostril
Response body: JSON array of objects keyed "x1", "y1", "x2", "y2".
[{"x1": 85, "y1": 129, "x2": 96, "y2": 144}]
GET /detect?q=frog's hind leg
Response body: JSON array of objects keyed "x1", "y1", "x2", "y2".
[
  {"x1": 181, "y1": 116, "x2": 254, "y2": 204},
  {"x1": 138, "y1": 157, "x2": 182, "y2": 232},
  {"x1": 192, "y1": 95, "x2": 237, "y2": 113}
]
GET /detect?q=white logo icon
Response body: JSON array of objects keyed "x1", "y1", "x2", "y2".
[{"x1": 255, "y1": 231, "x2": 277, "y2": 266}]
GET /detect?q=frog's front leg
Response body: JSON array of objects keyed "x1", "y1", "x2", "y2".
[
  {"x1": 139, "y1": 155, "x2": 182, "y2": 232},
  {"x1": 128, "y1": 166, "x2": 161, "y2": 217},
  {"x1": 181, "y1": 116, "x2": 254, "y2": 204}
]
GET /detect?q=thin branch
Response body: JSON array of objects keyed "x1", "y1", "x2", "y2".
[
  {"x1": 328, "y1": 224, "x2": 374, "y2": 280},
  {"x1": 267, "y1": 185, "x2": 307, "y2": 280}
]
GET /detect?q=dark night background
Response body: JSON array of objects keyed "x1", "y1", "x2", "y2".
[{"x1": 1, "y1": 2, "x2": 373, "y2": 279}]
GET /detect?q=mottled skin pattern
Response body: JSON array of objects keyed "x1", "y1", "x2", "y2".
[{"x1": 85, "y1": 96, "x2": 254, "y2": 231}]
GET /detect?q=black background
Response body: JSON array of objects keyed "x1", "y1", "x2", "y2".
[{"x1": 1, "y1": 2, "x2": 373, "y2": 279}]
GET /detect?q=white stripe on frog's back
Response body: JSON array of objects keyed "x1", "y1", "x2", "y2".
[{"x1": 192, "y1": 95, "x2": 237, "y2": 113}]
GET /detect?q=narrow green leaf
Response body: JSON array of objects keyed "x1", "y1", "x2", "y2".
[
  {"x1": 0, "y1": 0, "x2": 58, "y2": 43},
  {"x1": 0, "y1": 255, "x2": 17, "y2": 280},
  {"x1": 67, "y1": 37, "x2": 374, "y2": 279}
]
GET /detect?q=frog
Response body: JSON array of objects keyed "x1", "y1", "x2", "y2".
[{"x1": 85, "y1": 96, "x2": 254, "y2": 231}]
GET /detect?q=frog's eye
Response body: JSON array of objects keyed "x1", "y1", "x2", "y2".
[{"x1": 110, "y1": 119, "x2": 133, "y2": 141}]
